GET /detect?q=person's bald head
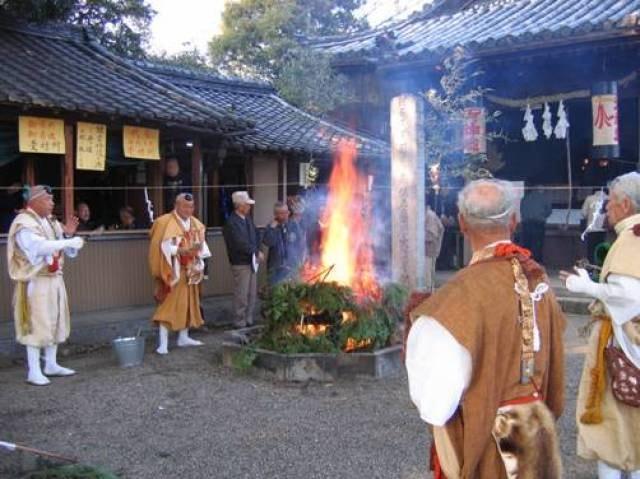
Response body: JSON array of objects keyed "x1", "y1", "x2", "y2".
[
  {"x1": 175, "y1": 193, "x2": 195, "y2": 219},
  {"x1": 457, "y1": 179, "x2": 519, "y2": 234}
]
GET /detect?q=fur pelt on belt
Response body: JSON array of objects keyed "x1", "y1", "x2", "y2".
[{"x1": 493, "y1": 401, "x2": 563, "y2": 479}]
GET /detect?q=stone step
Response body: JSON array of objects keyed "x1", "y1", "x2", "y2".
[{"x1": 557, "y1": 296, "x2": 591, "y2": 315}]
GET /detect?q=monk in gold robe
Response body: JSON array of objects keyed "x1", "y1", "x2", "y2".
[
  {"x1": 406, "y1": 179, "x2": 566, "y2": 479},
  {"x1": 562, "y1": 171, "x2": 640, "y2": 479},
  {"x1": 149, "y1": 193, "x2": 211, "y2": 354},
  {"x1": 7, "y1": 185, "x2": 84, "y2": 386}
]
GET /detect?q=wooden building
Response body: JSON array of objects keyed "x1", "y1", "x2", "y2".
[
  {"x1": 312, "y1": 0, "x2": 640, "y2": 268},
  {"x1": 0, "y1": 21, "x2": 388, "y2": 329}
]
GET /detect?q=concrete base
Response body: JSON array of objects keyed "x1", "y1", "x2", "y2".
[{"x1": 222, "y1": 328, "x2": 403, "y2": 382}]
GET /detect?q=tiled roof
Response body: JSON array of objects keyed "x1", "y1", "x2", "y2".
[
  {"x1": 139, "y1": 63, "x2": 390, "y2": 158},
  {"x1": 310, "y1": 0, "x2": 640, "y2": 61},
  {"x1": 0, "y1": 22, "x2": 250, "y2": 132}
]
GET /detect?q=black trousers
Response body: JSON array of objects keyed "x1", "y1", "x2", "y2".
[{"x1": 522, "y1": 221, "x2": 546, "y2": 263}]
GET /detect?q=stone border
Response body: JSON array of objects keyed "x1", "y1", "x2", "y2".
[{"x1": 222, "y1": 327, "x2": 403, "y2": 382}]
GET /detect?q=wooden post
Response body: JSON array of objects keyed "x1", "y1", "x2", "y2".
[
  {"x1": 147, "y1": 161, "x2": 163, "y2": 220},
  {"x1": 62, "y1": 124, "x2": 74, "y2": 221},
  {"x1": 23, "y1": 156, "x2": 35, "y2": 185},
  {"x1": 191, "y1": 137, "x2": 202, "y2": 217}
]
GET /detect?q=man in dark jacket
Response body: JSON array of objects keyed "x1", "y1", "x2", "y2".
[
  {"x1": 263, "y1": 201, "x2": 302, "y2": 285},
  {"x1": 223, "y1": 191, "x2": 262, "y2": 328}
]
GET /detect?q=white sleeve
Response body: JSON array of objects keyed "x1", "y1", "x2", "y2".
[
  {"x1": 593, "y1": 274, "x2": 640, "y2": 326},
  {"x1": 64, "y1": 245, "x2": 79, "y2": 258},
  {"x1": 161, "y1": 238, "x2": 179, "y2": 261},
  {"x1": 16, "y1": 229, "x2": 46, "y2": 266},
  {"x1": 405, "y1": 316, "x2": 472, "y2": 427},
  {"x1": 199, "y1": 240, "x2": 212, "y2": 260}
]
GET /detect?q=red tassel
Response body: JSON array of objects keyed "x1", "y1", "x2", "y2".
[
  {"x1": 47, "y1": 254, "x2": 60, "y2": 273},
  {"x1": 430, "y1": 443, "x2": 446, "y2": 479}
]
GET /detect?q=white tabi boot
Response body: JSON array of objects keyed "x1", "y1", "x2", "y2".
[
  {"x1": 597, "y1": 461, "x2": 622, "y2": 479},
  {"x1": 177, "y1": 329, "x2": 203, "y2": 347},
  {"x1": 630, "y1": 470, "x2": 640, "y2": 479},
  {"x1": 43, "y1": 345, "x2": 76, "y2": 377},
  {"x1": 26, "y1": 346, "x2": 49, "y2": 386},
  {"x1": 156, "y1": 325, "x2": 169, "y2": 355}
]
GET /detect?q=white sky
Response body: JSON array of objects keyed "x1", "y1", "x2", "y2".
[{"x1": 148, "y1": 0, "x2": 431, "y2": 56}]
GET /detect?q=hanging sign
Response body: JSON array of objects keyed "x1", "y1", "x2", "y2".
[
  {"x1": 76, "y1": 122, "x2": 107, "y2": 171},
  {"x1": 591, "y1": 82, "x2": 619, "y2": 158},
  {"x1": 18, "y1": 116, "x2": 65, "y2": 154},
  {"x1": 463, "y1": 107, "x2": 486, "y2": 154},
  {"x1": 123, "y1": 126, "x2": 160, "y2": 160}
]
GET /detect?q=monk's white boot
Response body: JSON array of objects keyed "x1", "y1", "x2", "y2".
[
  {"x1": 177, "y1": 329, "x2": 203, "y2": 347},
  {"x1": 156, "y1": 326, "x2": 169, "y2": 355},
  {"x1": 630, "y1": 470, "x2": 640, "y2": 479},
  {"x1": 26, "y1": 346, "x2": 49, "y2": 386},
  {"x1": 597, "y1": 461, "x2": 622, "y2": 479},
  {"x1": 43, "y1": 345, "x2": 76, "y2": 377}
]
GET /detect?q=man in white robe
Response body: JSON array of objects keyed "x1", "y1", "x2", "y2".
[
  {"x1": 562, "y1": 171, "x2": 640, "y2": 479},
  {"x1": 7, "y1": 185, "x2": 84, "y2": 386}
]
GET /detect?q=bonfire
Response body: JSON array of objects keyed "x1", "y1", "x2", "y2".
[{"x1": 257, "y1": 139, "x2": 407, "y2": 355}]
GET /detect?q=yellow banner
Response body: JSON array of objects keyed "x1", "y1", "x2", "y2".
[
  {"x1": 76, "y1": 122, "x2": 107, "y2": 171},
  {"x1": 18, "y1": 116, "x2": 65, "y2": 154},
  {"x1": 123, "y1": 126, "x2": 160, "y2": 160}
]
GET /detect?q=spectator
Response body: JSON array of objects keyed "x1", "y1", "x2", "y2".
[
  {"x1": 75, "y1": 201, "x2": 98, "y2": 232},
  {"x1": 163, "y1": 157, "x2": 189, "y2": 213},
  {"x1": 112, "y1": 206, "x2": 138, "y2": 230},
  {"x1": 520, "y1": 184, "x2": 552, "y2": 263},
  {"x1": 425, "y1": 202, "x2": 444, "y2": 292},
  {"x1": 262, "y1": 201, "x2": 306, "y2": 285},
  {"x1": 223, "y1": 191, "x2": 263, "y2": 328},
  {"x1": 287, "y1": 196, "x2": 307, "y2": 271}
]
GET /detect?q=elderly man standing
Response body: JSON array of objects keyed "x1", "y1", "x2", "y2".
[
  {"x1": 7, "y1": 185, "x2": 84, "y2": 386},
  {"x1": 149, "y1": 193, "x2": 211, "y2": 355},
  {"x1": 562, "y1": 171, "x2": 640, "y2": 479},
  {"x1": 262, "y1": 201, "x2": 306, "y2": 285},
  {"x1": 223, "y1": 191, "x2": 263, "y2": 328},
  {"x1": 425, "y1": 202, "x2": 444, "y2": 292},
  {"x1": 406, "y1": 179, "x2": 566, "y2": 478}
]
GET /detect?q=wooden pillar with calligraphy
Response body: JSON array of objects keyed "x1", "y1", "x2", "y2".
[
  {"x1": 389, "y1": 94, "x2": 426, "y2": 291},
  {"x1": 191, "y1": 137, "x2": 202, "y2": 217}
]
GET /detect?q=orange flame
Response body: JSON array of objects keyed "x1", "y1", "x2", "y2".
[
  {"x1": 344, "y1": 337, "x2": 373, "y2": 353},
  {"x1": 294, "y1": 323, "x2": 329, "y2": 337},
  {"x1": 303, "y1": 139, "x2": 381, "y2": 300}
]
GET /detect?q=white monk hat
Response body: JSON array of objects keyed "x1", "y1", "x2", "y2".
[{"x1": 232, "y1": 191, "x2": 255, "y2": 205}]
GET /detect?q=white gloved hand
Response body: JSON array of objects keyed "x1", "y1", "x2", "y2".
[
  {"x1": 565, "y1": 268, "x2": 596, "y2": 296},
  {"x1": 66, "y1": 236, "x2": 85, "y2": 250}
]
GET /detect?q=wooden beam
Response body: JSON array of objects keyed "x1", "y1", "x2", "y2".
[
  {"x1": 63, "y1": 123, "x2": 74, "y2": 222},
  {"x1": 191, "y1": 137, "x2": 202, "y2": 217}
]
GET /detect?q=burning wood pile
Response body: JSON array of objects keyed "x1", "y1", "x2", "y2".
[{"x1": 256, "y1": 139, "x2": 407, "y2": 355}]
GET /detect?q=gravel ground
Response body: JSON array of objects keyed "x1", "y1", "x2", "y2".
[{"x1": 0, "y1": 330, "x2": 595, "y2": 479}]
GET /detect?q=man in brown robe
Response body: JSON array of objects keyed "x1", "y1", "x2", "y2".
[
  {"x1": 149, "y1": 193, "x2": 211, "y2": 354},
  {"x1": 406, "y1": 179, "x2": 566, "y2": 479}
]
